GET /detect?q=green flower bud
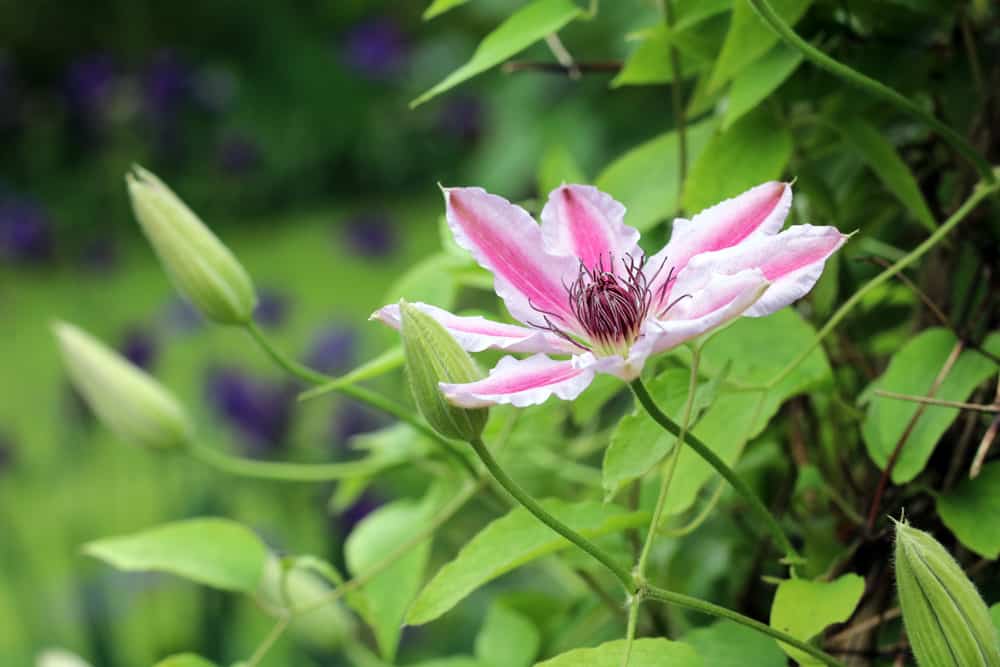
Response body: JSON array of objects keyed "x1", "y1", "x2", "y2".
[
  {"x1": 53, "y1": 321, "x2": 192, "y2": 449},
  {"x1": 126, "y1": 166, "x2": 256, "y2": 325},
  {"x1": 398, "y1": 300, "x2": 488, "y2": 441},
  {"x1": 894, "y1": 519, "x2": 1000, "y2": 666}
]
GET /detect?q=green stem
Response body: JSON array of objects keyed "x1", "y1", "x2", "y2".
[
  {"x1": 629, "y1": 377, "x2": 801, "y2": 563},
  {"x1": 620, "y1": 596, "x2": 642, "y2": 667},
  {"x1": 244, "y1": 614, "x2": 291, "y2": 667},
  {"x1": 645, "y1": 584, "x2": 844, "y2": 667},
  {"x1": 745, "y1": 0, "x2": 994, "y2": 184},
  {"x1": 636, "y1": 346, "x2": 700, "y2": 576},
  {"x1": 468, "y1": 437, "x2": 635, "y2": 591},
  {"x1": 244, "y1": 321, "x2": 481, "y2": 481}
]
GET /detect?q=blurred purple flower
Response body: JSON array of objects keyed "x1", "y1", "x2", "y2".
[
  {"x1": 341, "y1": 211, "x2": 398, "y2": 258},
  {"x1": 162, "y1": 296, "x2": 204, "y2": 334},
  {"x1": 330, "y1": 399, "x2": 385, "y2": 451},
  {"x1": 253, "y1": 287, "x2": 290, "y2": 329},
  {"x1": 205, "y1": 367, "x2": 296, "y2": 457},
  {"x1": 217, "y1": 134, "x2": 262, "y2": 176},
  {"x1": 438, "y1": 95, "x2": 485, "y2": 144},
  {"x1": 142, "y1": 51, "x2": 191, "y2": 154},
  {"x1": 64, "y1": 54, "x2": 117, "y2": 138},
  {"x1": 119, "y1": 327, "x2": 158, "y2": 371},
  {"x1": 305, "y1": 325, "x2": 356, "y2": 376},
  {"x1": 0, "y1": 197, "x2": 54, "y2": 264},
  {"x1": 341, "y1": 18, "x2": 407, "y2": 80}
]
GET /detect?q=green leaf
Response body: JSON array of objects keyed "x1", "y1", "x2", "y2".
[
  {"x1": 383, "y1": 252, "x2": 464, "y2": 310},
  {"x1": 938, "y1": 461, "x2": 1000, "y2": 559},
  {"x1": 863, "y1": 329, "x2": 999, "y2": 483},
  {"x1": 709, "y1": 0, "x2": 813, "y2": 90},
  {"x1": 537, "y1": 143, "x2": 586, "y2": 199},
  {"x1": 153, "y1": 655, "x2": 218, "y2": 667},
  {"x1": 991, "y1": 603, "x2": 1000, "y2": 635},
  {"x1": 535, "y1": 638, "x2": 702, "y2": 666},
  {"x1": 723, "y1": 43, "x2": 802, "y2": 130},
  {"x1": 411, "y1": 659, "x2": 488, "y2": 667},
  {"x1": 682, "y1": 620, "x2": 787, "y2": 667},
  {"x1": 674, "y1": 0, "x2": 733, "y2": 31},
  {"x1": 411, "y1": 0, "x2": 582, "y2": 107},
  {"x1": 682, "y1": 109, "x2": 793, "y2": 214},
  {"x1": 475, "y1": 602, "x2": 541, "y2": 667},
  {"x1": 835, "y1": 115, "x2": 937, "y2": 232},
  {"x1": 84, "y1": 518, "x2": 267, "y2": 594},
  {"x1": 611, "y1": 25, "x2": 710, "y2": 87},
  {"x1": 424, "y1": 0, "x2": 469, "y2": 20},
  {"x1": 595, "y1": 119, "x2": 716, "y2": 232},
  {"x1": 770, "y1": 575, "x2": 865, "y2": 664},
  {"x1": 346, "y1": 484, "x2": 452, "y2": 660},
  {"x1": 407, "y1": 500, "x2": 646, "y2": 625}
]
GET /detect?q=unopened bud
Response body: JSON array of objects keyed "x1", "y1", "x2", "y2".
[
  {"x1": 53, "y1": 321, "x2": 191, "y2": 449},
  {"x1": 398, "y1": 300, "x2": 487, "y2": 441},
  {"x1": 126, "y1": 166, "x2": 256, "y2": 325},
  {"x1": 894, "y1": 520, "x2": 1000, "y2": 666}
]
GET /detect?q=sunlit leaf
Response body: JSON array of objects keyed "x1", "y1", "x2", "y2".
[
  {"x1": 674, "y1": 0, "x2": 732, "y2": 31},
  {"x1": 475, "y1": 602, "x2": 540, "y2": 667},
  {"x1": 424, "y1": 0, "x2": 469, "y2": 20},
  {"x1": 937, "y1": 461, "x2": 1000, "y2": 559},
  {"x1": 682, "y1": 619, "x2": 787, "y2": 667},
  {"x1": 536, "y1": 638, "x2": 702, "y2": 666},
  {"x1": 84, "y1": 518, "x2": 267, "y2": 594},
  {"x1": 723, "y1": 43, "x2": 802, "y2": 130},
  {"x1": 611, "y1": 24, "x2": 713, "y2": 87},
  {"x1": 770, "y1": 575, "x2": 865, "y2": 664},
  {"x1": 412, "y1": 0, "x2": 582, "y2": 107},
  {"x1": 407, "y1": 500, "x2": 646, "y2": 625}
]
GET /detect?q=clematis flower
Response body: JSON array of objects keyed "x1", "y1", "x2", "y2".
[{"x1": 373, "y1": 183, "x2": 847, "y2": 407}]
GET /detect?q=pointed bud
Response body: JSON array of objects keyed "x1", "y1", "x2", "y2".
[
  {"x1": 53, "y1": 321, "x2": 192, "y2": 449},
  {"x1": 894, "y1": 520, "x2": 1000, "y2": 666},
  {"x1": 126, "y1": 166, "x2": 256, "y2": 325},
  {"x1": 398, "y1": 300, "x2": 488, "y2": 441}
]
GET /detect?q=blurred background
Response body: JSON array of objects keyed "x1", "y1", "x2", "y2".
[{"x1": 0, "y1": 1, "x2": 670, "y2": 664}]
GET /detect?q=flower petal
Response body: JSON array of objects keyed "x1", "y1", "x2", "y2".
[
  {"x1": 371, "y1": 302, "x2": 577, "y2": 354},
  {"x1": 646, "y1": 181, "x2": 791, "y2": 309},
  {"x1": 444, "y1": 187, "x2": 581, "y2": 331},
  {"x1": 440, "y1": 354, "x2": 594, "y2": 408},
  {"x1": 539, "y1": 184, "x2": 641, "y2": 272},
  {"x1": 674, "y1": 224, "x2": 847, "y2": 317}
]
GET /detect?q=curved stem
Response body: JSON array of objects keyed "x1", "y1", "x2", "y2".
[
  {"x1": 645, "y1": 584, "x2": 844, "y2": 666},
  {"x1": 745, "y1": 0, "x2": 994, "y2": 184},
  {"x1": 468, "y1": 437, "x2": 635, "y2": 591},
  {"x1": 637, "y1": 346, "x2": 700, "y2": 576},
  {"x1": 630, "y1": 377, "x2": 801, "y2": 563}
]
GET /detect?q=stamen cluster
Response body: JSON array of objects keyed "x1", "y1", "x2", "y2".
[{"x1": 569, "y1": 254, "x2": 651, "y2": 355}]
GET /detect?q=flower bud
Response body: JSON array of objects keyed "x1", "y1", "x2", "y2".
[
  {"x1": 398, "y1": 300, "x2": 487, "y2": 441},
  {"x1": 894, "y1": 520, "x2": 1000, "y2": 666},
  {"x1": 126, "y1": 166, "x2": 256, "y2": 325},
  {"x1": 53, "y1": 321, "x2": 192, "y2": 449}
]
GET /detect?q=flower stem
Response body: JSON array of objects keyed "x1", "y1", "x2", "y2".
[
  {"x1": 186, "y1": 440, "x2": 402, "y2": 482},
  {"x1": 620, "y1": 595, "x2": 642, "y2": 667},
  {"x1": 637, "y1": 346, "x2": 700, "y2": 576},
  {"x1": 644, "y1": 584, "x2": 844, "y2": 666},
  {"x1": 745, "y1": 0, "x2": 994, "y2": 184},
  {"x1": 629, "y1": 377, "x2": 801, "y2": 563},
  {"x1": 467, "y1": 437, "x2": 635, "y2": 591}
]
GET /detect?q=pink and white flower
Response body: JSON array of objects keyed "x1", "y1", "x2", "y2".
[{"x1": 373, "y1": 182, "x2": 847, "y2": 408}]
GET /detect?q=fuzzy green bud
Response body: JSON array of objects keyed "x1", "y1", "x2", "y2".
[
  {"x1": 126, "y1": 165, "x2": 256, "y2": 325},
  {"x1": 398, "y1": 300, "x2": 488, "y2": 441},
  {"x1": 53, "y1": 321, "x2": 192, "y2": 449},
  {"x1": 894, "y1": 520, "x2": 1000, "y2": 666}
]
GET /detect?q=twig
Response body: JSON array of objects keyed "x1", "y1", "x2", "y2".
[
  {"x1": 970, "y1": 379, "x2": 1000, "y2": 478},
  {"x1": 544, "y1": 33, "x2": 580, "y2": 79},
  {"x1": 873, "y1": 390, "x2": 1000, "y2": 413},
  {"x1": 826, "y1": 607, "x2": 901, "y2": 645},
  {"x1": 502, "y1": 60, "x2": 622, "y2": 75}
]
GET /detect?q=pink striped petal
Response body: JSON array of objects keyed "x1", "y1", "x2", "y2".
[
  {"x1": 647, "y1": 181, "x2": 791, "y2": 309},
  {"x1": 371, "y1": 302, "x2": 577, "y2": 354},
  {"x1": 540, "y1": 184, "x2": 640, "y2": 272},
  {"x1": 440, "y1": 354, "x2": 595, "y2": 408},
  {"x1": 444, "y1": 187, "x2": 581, "y2": 332},
  {"x1": 675, "y1": 225, "x2": 848, "y2": 318}
]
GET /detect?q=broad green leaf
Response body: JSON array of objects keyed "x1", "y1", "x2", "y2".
[
  {"x1": 153, "y1": 655, "x2": 217, "y2": 667},
  {"x1": 682, "y1": 109, "x2": 793, "y2": 214},
  {"x1": 535, "y1": 638, "x2": 702, "y2": 666},
  {"x1": 674, "y1": 0, "x2": 733, "y2": 31},
  {"x1": 863, "y1": 329, "x2": 999, "y2": 483},
  {"x1": 682, "y1": 620, "x2": 787, "y2": 667},
  {"x1": 595, "y1": 119, "x2": 715, "y2": 232},
  {"x1": 611, "y1": 24, "x2": 713, "y2": 87},
  {"x1": 992, "y1": 603, "x2": 1000, "y2": 635},
  {"x1": 938, "y1": 461, "x2": 1000, "y2": 559},
  {"x1": 475, "y1": 602, "x2": 541, "y2": 667},
  {"x1": 723, "y1": 43, "x2": 802, "y2": 130},
  {"x1": 836, "y1": 115, "x2": 937, "y2": 232},
  {"x1": 383, "y1": 252, "x2": 464, "y2": 310},
  {"x1": 346, "y1": 484, "x2": 452, "y2": 660},
  {"x1": 770, "y1": 574, "x2": 865, "y2": 664},
  {"x1": 537, "y1": 143, "x2": 586, "y2": 199},
  {"x1": 709, "y1": 0, "x2": 813, "y2": 90},
  {"x1": 411, "y1": 0, "x2": 582, "y2": 107},
  {"x1": 424, "y1": 0, "x2": 469, "y2": 20},
  {"x1": 407, "y1": 500, "x2": 646, "y2": 624},
  {"x1": 84, "y1": 518, "x2": 267, "y2": 594}
]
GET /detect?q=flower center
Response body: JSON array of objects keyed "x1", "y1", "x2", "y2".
[{"x1": 568, "y1": 256, "x2": 650, "y2": 355}]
